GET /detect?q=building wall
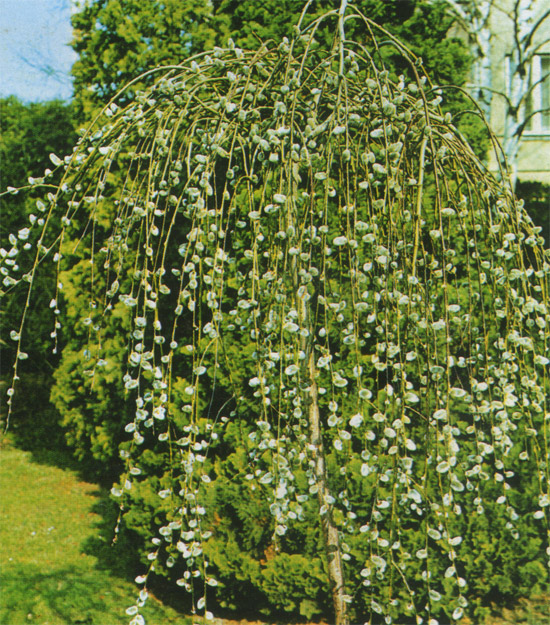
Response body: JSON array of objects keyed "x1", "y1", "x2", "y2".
[{"x1": 486, "y1": 0, "x2": 550, "y2": 183}]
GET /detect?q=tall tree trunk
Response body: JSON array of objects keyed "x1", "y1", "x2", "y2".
[
  {"x1": 295, "y1": 274, "x2": 348, "y2": 624},
  {"x1": 307, "y1": 353, "x2": 348, "y2": 625}
]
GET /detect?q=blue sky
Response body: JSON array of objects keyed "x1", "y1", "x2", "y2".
[{"x1": 0, "y1": 0, "x2": 76, "y2": 102}]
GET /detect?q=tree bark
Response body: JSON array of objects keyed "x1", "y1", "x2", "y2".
[
  {"x1": 307, "y1": 353, "x2": 348, "y2": 625},
  {"x1": 291, "y1": 122, "x2": 348, "y2": 621}
]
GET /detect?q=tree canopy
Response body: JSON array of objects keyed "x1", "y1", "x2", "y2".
[
  {"x1": 70, "y1": 1, "x2": 474, "y2": 124},
  {"x1": 70, "y1": 0, "x2": 225, "y2": 120}
]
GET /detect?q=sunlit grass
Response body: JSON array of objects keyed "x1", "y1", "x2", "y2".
[{"x1": 0, "y1": 440, "x2": 187, "y2": 625}]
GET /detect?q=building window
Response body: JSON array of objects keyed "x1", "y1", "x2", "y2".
[{"x1": 525, "y1": 54, "x2": 550, "y2": 133}]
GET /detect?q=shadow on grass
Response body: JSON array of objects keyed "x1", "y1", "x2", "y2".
[
  {"x1": 75, "y1": 480, "x2": 193, "y2": 617},
  {"x1": 79, "y1": 494, "x2": 262, "y2": 622},
  {"x1": 27, "y1": 444, "x2": 123, "y2": 489},
  {"x1": 4, "y1": 411, "x2": 122, "y2": 488},
  {"x1": 0, "y1": 563, "x2": 129, "y2": 625},
  {"x1": 1, "y1": 561, "x2": 187, "y2": 624},
  {"x1": 80, "y1": 498, "x2": 195, "y2": 618},
  {"x1": 28, "y1": 445, "x2": 92, "y2": 475}
]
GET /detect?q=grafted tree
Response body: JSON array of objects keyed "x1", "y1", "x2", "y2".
[{"x1": 2, "y1": 3, "x2": 549, "y2": 624}]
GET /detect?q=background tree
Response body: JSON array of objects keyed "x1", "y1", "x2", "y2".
[
  {"x1": 70, "y1": 0, "x2": 476, "y2": 128},
  {"x1": 0, "y1": 97, "x2": 76, "y2": 449},
  {"x1": 70, "y1": 0, "x2": 227, "y2": 121}
]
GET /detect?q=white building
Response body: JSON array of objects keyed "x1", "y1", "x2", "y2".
[{"x1": 487, "y1": 0, "x2": 550, "y2": 183}]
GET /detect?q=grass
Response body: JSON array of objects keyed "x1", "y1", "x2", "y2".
[{"x1": 0, "y1": 439, "x2": 187, "y2": 625}]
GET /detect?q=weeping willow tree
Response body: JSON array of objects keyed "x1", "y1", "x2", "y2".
[{"x1": 2, "y1": 2, "x2": 549, "y2": 624}]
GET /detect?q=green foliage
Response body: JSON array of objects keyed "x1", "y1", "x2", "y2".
[
  {"x1": 70, "y1": 0, "x2": 477, "y2": 131},
  {"x1": 49, "y1": 260, "x2": 132, "y2": 477},
  {"x1": 0, "y1": 97, "x2": 76, "y2": 196},
  {"x1": 71, "y1": 0, "x2": 227, "y2": 121},
  {"x1": 0, "y1": 97, "x2": 76, "y2": 450},
  {"x1": 516, "y1": 181, "x2": 550, "y2": 247},
  {"x1": 260, "y1": 553, "x2": 328, "y2": 618}
]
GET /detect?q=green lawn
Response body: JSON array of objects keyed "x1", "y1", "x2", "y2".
[{"x1": 0, "y1": 441, "x2": 187, "y2": 625}]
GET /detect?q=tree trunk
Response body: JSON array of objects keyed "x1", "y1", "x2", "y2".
[
  {"x1": 292, "y1": 124, "x2": 348, "y2": 621},
  {"x1": 307, "y1": 353, "x2": 348, "y2": 625}
]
